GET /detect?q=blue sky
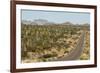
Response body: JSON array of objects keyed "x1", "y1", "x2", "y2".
[{"x1": 21, "y1": 10, "x2": 90, "y2": 24}]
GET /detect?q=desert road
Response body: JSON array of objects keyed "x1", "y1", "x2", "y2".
[{"x1": 54, "y1": 32, "x2": 85, "y2": 61}]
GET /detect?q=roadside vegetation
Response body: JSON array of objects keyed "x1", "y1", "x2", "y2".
[
  {"x1": 21, "y1": 23, "x2": 90, "y2": 63},
  {"x1": 80, "y1": 30, "x2": 90, "y2": 60}
]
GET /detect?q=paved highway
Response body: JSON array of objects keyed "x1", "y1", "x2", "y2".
[{"x1": 54, "y1": 32, "x2": 85, "y2": 61}]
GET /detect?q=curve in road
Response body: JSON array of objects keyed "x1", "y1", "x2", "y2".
[{"x1": 54, "y1": 32, "x2": 85, "y2": 61}]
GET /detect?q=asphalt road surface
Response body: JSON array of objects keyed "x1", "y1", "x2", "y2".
[{"x1": 54, "y1": 32, "x2": 85, "y2": 61}]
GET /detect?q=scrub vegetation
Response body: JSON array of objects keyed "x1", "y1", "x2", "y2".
[{"x1": 21, "y1": 21, "x2": 90, "y2": 63}]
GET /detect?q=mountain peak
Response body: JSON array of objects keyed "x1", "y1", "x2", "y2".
[{"x1": 34, "y1": 19, "x2": 48, "y2": 25}]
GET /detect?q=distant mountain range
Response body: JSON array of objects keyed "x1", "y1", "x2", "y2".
[
  {"x1": 22, "y1": 20, "x2": 32, "y2": 25},
  {"x1": 34, "y1": 19, "x2": 48, "y2": 25},
  {"x1": 22, "y1": 19, "x2": 90, "y2": 26},
  {"x1": 22, "y1": 19, "x2": 54, "y2": 25}
]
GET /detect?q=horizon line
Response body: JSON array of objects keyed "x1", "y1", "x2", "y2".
[{"x1": 21, "y1": 19, "x2": 90, "y2": 25}]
